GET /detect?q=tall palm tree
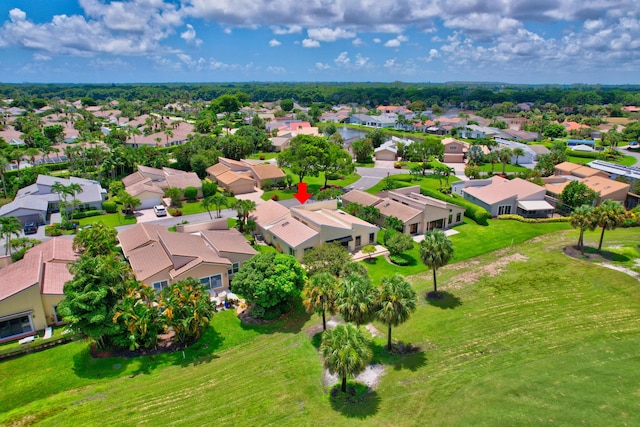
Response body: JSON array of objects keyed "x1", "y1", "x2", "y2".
[
  {"x1": 512, "y1": 147, "x2": 525, "y2": 165},
  {"x1": 231, "y1": 199, "x2": 256, "y2": 232},
  {"x1": 51, "y1": 181, "x2": 69, "y2": 220},
  {"x1": 302, "y1": 272, "x2": 338, "y2": 331},
  {"x1": 320, "y1": 323, "x2": 372, "y2": 393},
  {"x1": 0, "y1": 216, "x2": 23, "y2": 256},
  {"x1": 25, "y1": 147, "x2": 40, "y2": 167},
  {"x1": 485, "y1": 151, "x2": 499, "y2": 173},
  {"x1": 591, "y1": 200, "x2": 626, "y2": 252},
  {"x1": 66, "y1": 182, "x2": 83, "y2": 219},
  {"x1": 499, "y1": 147, "x2": 513, "y2": 174},
  {"x1": 210, "y1": 193, "x2": 228, "y2": 218},
  {"x1": 201, "y1": 195, "x2": 215, "y2": 219},
  {"x1": 419, "y1": 229, "x2": 454, "y2": 297},
  {"x1": 336, "y1": 274, "x2": 377, "y2": 326},
  {"x1": 376, "y1": 274, "x2": 417, "y2": 350},
  {"x1": 0, "y1": 155, "x2": 8, "y2": 197},
  {"x1": 570, "y1": 204, "x2": 595, "y2": 255}
]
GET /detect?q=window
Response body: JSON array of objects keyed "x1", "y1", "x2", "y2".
[
  {"x1": 152, "y1": 280, "x2": 169, "y2": 293},
  {"x1": 289, "y1": 247, "x2": 296, "y2": 257},
  {"x1": 456, "y1": 212, "x2": 462, "y2": 222},
  {"x1": 227, "y1": 263, "x2": 240, "y2": 276},
  {"x1": 409, "y1": 223, "x2": 418, "y2": 234},
  {"x1": 369, "y1": 233, "x2": 375, "y2": 244},
  {"x1": 355, "y1": 236, "x2": 361, "y2": 246},
  {"x1": 448, "y1": 215, "x2": 453, "y2": 224},
  {"x1": 200, "y1": 274, "x2": 223, "y2": 291},
  {"x1": 498, "y1": 205, "x2": 512, "y2": 215},
  {"x1": 53, "y1": 305, "x2": 61, "y2": 323},
  {"x1": 0, "y1": 313, "x2": 34, "y2": 340},
  {"x1": 450, "y1": 145, "x2": 457, "y2": 150}
]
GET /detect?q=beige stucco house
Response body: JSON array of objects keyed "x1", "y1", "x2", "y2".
[
  {"x1": 442, "y1": 138, "x2": 469, "y2": 163},
  {"x1": 117, "y1": 224, "x2": 256, "y2": 294},
  {"x1": 0, "y1": 238, "x2": 78, "y2": 343},
  {"x1": 251, "y1": 200, "x2": 379, "y2": 260}
]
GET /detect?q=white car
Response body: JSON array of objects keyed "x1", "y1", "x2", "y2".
[{"x1": 153, "y1": 205, "x2": 167, "y2": 217}]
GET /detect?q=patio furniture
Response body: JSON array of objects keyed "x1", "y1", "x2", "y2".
[
  {"x1": 43, "y1": 327, "x2": 53, "y2": 339},
  {"x1": 18, "y1": 336, "x2": 36, "y2": 345}
]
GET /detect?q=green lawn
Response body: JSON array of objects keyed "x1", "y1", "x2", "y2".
[
  {"x1": 475, "y1": 163, "x2": 530, "y2": 173},
  {"x1": 262, "y1": 172, "x2": 361, "y2": 201},
  {"x1": 77, "y1": 213, "x2": 136, "y2": 227},
  {"x1": 2, "y1": 228, "x2": 639, "y2": 425},
  {"x1": 247, "y1": 152, "x2": 279, "y2": 160},
  {"x1": 566, "y1": 154, "x2": 637, "y2": 166},
  {"x1": 173, "y1": 197, "x2": 235, "y2": 216},
  {"x1": 365, "y1": 173, "x2": 459, "y2": 195},
  {"x1": 366, "y1": 218, "x2": 572, "y2": 283}
]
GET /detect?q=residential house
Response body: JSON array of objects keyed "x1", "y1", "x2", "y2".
[
  {"x1": 0, "y1": 175, "x2": 106, "y2": 226},
  {"x1": 122, "y1": 166, "x2": 202, "y2": 207},
  {"x1": 0, "y1": 238, "x2": 78, "y2": 343},
  {"x1": 442, "y1": 138, "x2": 469, "y2": 163},
  {"x1": 250, "y1": 200, "x2": 378, "y2": 260},
  {"x1": 553, "y1": 162, "x2": 608, "y2": 179},
  {"x1": 543, "y1": 175, "x2": 630, "y2": 206},
  {"x1": 247, "y1": 163, "x2": 286, "y2": 188},
  {"x1": 205, "y1": 162, "x2": 257, "y2": 195},
  {"x1": 117, "y1": 223, "x2": 256, "y2": 295},
  {"x1": 495, "y1": 138, "x2": 537, "y2": 164},
  {"x1": 587, "y1": 160, "x2": 640, "y2": 184},
  {"x1": 453, "y1": 176, "x2": 554, "y2": 218},
  {"x1": 374, "y1": 141, "x2": 398, "y2": 161}
]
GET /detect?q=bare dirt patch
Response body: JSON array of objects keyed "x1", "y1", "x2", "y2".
[
  {"x1": 563, "y1": 246, "x2": 640, "y2": 281},
  {"x1": 445, "y1": 253, "x2": 529, "y2": 289},
  {"x1": 323, "y1": 364, "x2": 386, "y2": 389}
]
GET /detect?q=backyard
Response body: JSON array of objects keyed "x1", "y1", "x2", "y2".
[{"x1": 1, "y1": 227, "x2": 639, "y2": 426}]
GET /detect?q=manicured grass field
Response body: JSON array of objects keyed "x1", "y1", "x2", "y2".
[
  {"x1": 262, "y1": 171, "x2": 361, "y2": 201},
  {"x1": 2, "y1": 228, "x2": 639, "y2": 426},
  {"x1": 475, "y1": 163, "x2": 530, "y2": 173},
  {"x1": 77, "y1": 213, "x2": 136, "y2": 227},
  {"x1": 172, "y1": 196, "x2": 236, "y2": 216},
  {"x1": 566, "y1": 154, "x2": 637, "y2": 166},
  {"x1": 365, "y1": 173, "x2": 458, "y2": 195}
]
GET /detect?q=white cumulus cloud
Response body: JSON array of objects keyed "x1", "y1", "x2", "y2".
[
  {"x1": 302, "y1": 38, "x2": 320, "y2": 48},
  {"x1": 269, "y1": 38, "x2": 281, "y2": 47}
]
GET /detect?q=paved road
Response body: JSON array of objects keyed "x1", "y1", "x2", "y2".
[{"x1": 619, "y1": 145, "x2": 640, "y2": 164}]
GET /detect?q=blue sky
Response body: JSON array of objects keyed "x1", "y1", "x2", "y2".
[{"x1": 0, "y1": 1, "x2": 639, "y2": 84}]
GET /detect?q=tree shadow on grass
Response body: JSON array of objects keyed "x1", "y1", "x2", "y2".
[
  {"x1": 582, "y1": 246, "x2": 631, "y2": 262},
  {"x1": 238, "y1": 303, "x2": 311, "y2": 335},
  {"x1": 72, "y1": 346, "x2": 132, "y2": 379},
  {"x1": 426, "y1": 291, "x2": 462, "y2": 309},
  {"x1": 330, "y1": 382, "x2": 380, "y2": 419},
  {"x1": 370, "y1": 341, "x2": 427, "y2": 372},
  {"x1": 388, "y1": 253, "x2": 418, "y2": 267},
  {"x1": 390, "y1": 350, "x2": 427, "y2": 372}
]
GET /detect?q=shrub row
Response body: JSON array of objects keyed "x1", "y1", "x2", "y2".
[
  {"x1": 497, "y1": 214, "x2": 570, "y2": 223},
  {"x1": 419, "y1": 188, "x2": 491, "y2": 226},
  {"x1": 566, "y1": 149, "x2": 601, "y2": 159},
  {"x1": 71, "y1": 210, "x2": 103, "y2": 219}
]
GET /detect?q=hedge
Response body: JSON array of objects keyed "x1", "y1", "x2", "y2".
[
  {"x1": 102, "y1": 201, "x2": 118, "y2": 213},
  {"x1": 71, "y1": 210, "x2": 103, "y2": 219},
  {"x1": 183, "y1": 186, "x2": 198, "y2": 201},
  {"x1": 566, "y1": 149, "x2": 601, "y2": 159},
  {"x1": 419, "y1": 188, "x2": 491, "y2": 226},
  {"x1": 497, "y1": 214, "x2": 570, "y2": 223}
]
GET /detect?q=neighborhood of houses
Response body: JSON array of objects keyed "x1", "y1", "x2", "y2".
[{"x1": 1, "y1": 98, "x2": 640, "y2": 345}]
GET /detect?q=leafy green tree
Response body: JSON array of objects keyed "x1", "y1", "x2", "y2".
[
  {"x1": 367, "y1": 128, "x2": 387, "y2": 148},
  {"x1": 560, "y1": 181, "x2": 598, "y2": 212},
  {"x1": 165, "y1": 187, "x2": 182, "y2": 207},
  {"x1": 118, "y1": 190, "x2": 141, "y2": 215},
  {"x1": 73, "y1": 222, "x2": 118, "y2": 256},
  {"x1": 58, "y1": 253, "x2": 132, "y2": 349},
  {"x1": 278, "y1": 135, "x2": 328, "y2": 183},
  {"x1": 302, "y1": 242, "x2": 352, "y2": 277},
  {"x1": 183, "y1": 186, "x2": 198, "y2": 201},
  {"x1": 323, "y1": 122, "x2": 337, "y2": 137},
  {"x1": 386, "y1": 232, "x2": 414, "y2": 256},
  {"x1": 359, "y1": 205, "x2": 380, "y2": 224},
  {"x1": 350, "y1": 138, "x2": 373, "y2": 163},
  {"x1": 220, "y1": 134, "x2": 254, "y2": 160},
  {"x1": 591, "y1": 200, "x2": 627, "y2": 252},
  {"x1": 544, "y1": 123, "x2": 567, "y2": 139},
  {"x1": 570, "y1": 205, "x2": 595, "y2": 255},
  {"x1": 419, "y1": 229, "x2": 454, "y2": 296},
  {"x1": 376, "y1": 274, "x2": 417, "y2": 349},
  {"x1": 319, "y1": 143, "x2": 354, "y2": 187},
  {"x1": 280, "y1": 98, "x2": 294, "y2": 112},
  {"x1": 231, "y1": 253, "x2": 306, "y2": 318},
  {"x1": 0, "y1": 216, "x2": 22, "y2": 256},
  {"x1": 361, "y1": 244, "x2": 376, "y2": 260},
  {"x1": 214, "y1": 94, "x2": 241, "y2": 124},
  {"x1": 321, "y1": 323, "x2": 373, "y2": 393},
  {"x1": 113, "y1": 282, "x2": 165, "y2": 350},
  {"x1": 302, "y1": 272, "x2": 338, "y2": 330},
  {"x1": 159, "y1": 278, "x2": 215, "y2": 345},
  {"x1": 336, "y1": 274, "x2": 377, "y2": 326},
  {"x1": 343, "y1": 201, "x2": 363, "y2": 216},
  {"x1": 383, "y1": 216, "x2": 404, "y2": 233}
]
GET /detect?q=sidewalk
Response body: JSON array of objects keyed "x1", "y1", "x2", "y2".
[{"x1": 351, "y1": 245, "x2": 389, "y2": 262}]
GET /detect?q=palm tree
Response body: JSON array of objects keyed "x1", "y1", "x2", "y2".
[
  {"x1": 336, "y1": 274, "x2": 377, "y2": 326},
  {"x1": 210, "y1": 193, "x2": 228, "y2": 218},
  {"x1": 512, "y1": 147, "x2": 525, "y2": 165},
  {"x1": 118, "y1": 190, "x2": 141, "y2": 216},
  {"x1": 499, "y1": 148, "x2": 513, "y2": 174},
  {"x1": 0, "y1": 216, "x2": 23, "y2": 256},
  {"x1": 485, "y1": 151, "x2": 499, "y2": 173},
  {"x1": 570, "y1": 204, "x2": 595, "y2": 255},
  {"x1": 201, "y1": 195, "x2": 215, "y2": 219},
  {"x1": 231, "y1": 199, "x2": 256, "y2": 232},
  {"x1": 302, "y1": 272, "x2": 338, "y2": 331},
  {"x1": 320, "y1": 323, "x2": 373, "y2": 393},
  {"x1": 591, "y1": 200, "x2": 626, "y2": 252},
  {"x1": 376, "y1": 274, "x2": 417, "y2": 350},
  {"x1": 66, "y1": 182, "x2": 83, "y2": 219},
  {"x1": 25, "y1": 147, "x2": 40, "y2": 167},
  {"x1": 419, "y1": 229, "x2": 454, "y2": 297},
  {"x1": 0, "y1": 155, "x2": 9, "y2": 197}
]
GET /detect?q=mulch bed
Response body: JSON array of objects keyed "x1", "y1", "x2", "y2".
[
  {"x1": 90, "y1": 329, "x2": 193, "y2": 359},
  {"x1": 563, "y1": 245, "x2": 607, "y2": 262}
]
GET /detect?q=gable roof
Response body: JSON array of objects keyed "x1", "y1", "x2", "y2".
[
  {"x1": 118, "y1": 223, "x2": 166, "y2": 257},
  {"x1": 374, "y1": 199, "x2": 422, "y2": 222},
  {"x1": 206, "y1": 163, "x2": 230, "y2": 177},
  {"x1": 201, "y1": 229, "x2": 258, "y2": 256},
  {"x1": 342, "y1": 189, "x2": 382, "y2": 207},
  {"x1": 127, "y1": 242, "x2": 174, "y2": 281},
  {"x1": 165, "y1": 172, "x2": 201, "y2": 189},
  {"x1": 250, "y1": 164, "x2": 286, "y2": 181},
  {"x1": 251, "y1": 200, "x2": 291, "y2": 227},
  {"x1": 464, "y1": 176, "x2": 544, "y2": 205},
  {"x1": 215, "y1": 170, "x2": 256, "y2": 186},
  {"x1": 269, "y1": 218, "x2": 318, "y2": 248},
  {"x1": 122, "y1": 171, "x2": 148, "y2": 187}
]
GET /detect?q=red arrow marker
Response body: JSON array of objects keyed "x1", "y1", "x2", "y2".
[{"x1": 294, "y1": 182, "x2": 312, "y2": 204}]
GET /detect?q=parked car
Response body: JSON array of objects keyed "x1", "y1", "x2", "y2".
[
  {"x1": 23, "y1": 222, "x2": 38, "y2": 235},
  {"x1": 628, "y1": 141, "x2": 639, "y2": 148},
  {"x1": 153, "y1": 205, "x2": 167, "y2": 217}
]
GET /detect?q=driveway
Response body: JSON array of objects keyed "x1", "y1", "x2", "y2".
[
  {"x1": 135, "y1": 208, "x2": 172, "y2": 223},
  {"x1": 348, "y1": 166, "x2": 410, "y2": 191}
]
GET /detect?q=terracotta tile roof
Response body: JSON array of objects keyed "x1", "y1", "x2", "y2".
[
  {"x1": 137, "y1": 165, "x2": 165, "y2": 176},
  {"x1": 41, "y1": 262, "x2": 74, "y2": 295},
  {"x1": 122, "y1": 172, "x2": 147, "y2": 187},
  {"x1": 128, "y1": 242, "x2": 173, "y2": 281},
  {"x1": 0, "y1": 237, "x2": 78, "y2": 301},
  {"x1": 219, "y1": 157, "x2": 248, "y2": 170},
  {"x1": 201, "y1": 229, "x2": 258, "y2": 256},
  {"x1": 250, "y1": 164, "x2": 286, "y2": 181},
  {"x1": 206, "y1": 163, "x2": 230, "y2": 177},
  {"x1": 581, "y1": 176, "x2": 630, "y2": 199},
  {"x1": 251, "y1": 200, "x2": 291, "y2": 227},
  {"x1": 118, "y1": 223, "x2": 166, "y2": 257},
  {"x1": 374, "y1": 199, "x2": 422, "y2": 222},
  {"x1": 342, "y1": 190, "x2": 382, "y2": 207},
  {"x1": 464, "y1": 177, "x2": 544, "y2": 205},
  {"x1": 165, "y1": 172, "x2": 201, "y2": 189},
  {"x1": 555, "y1": 162, "x2": 604, "y2": 178},
  {"x1": 157, "y1": 229, "x2": 230, "y2": 264},
  {"x1": 270, "y1": 218, "x2": 318, "y2": 248}
]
